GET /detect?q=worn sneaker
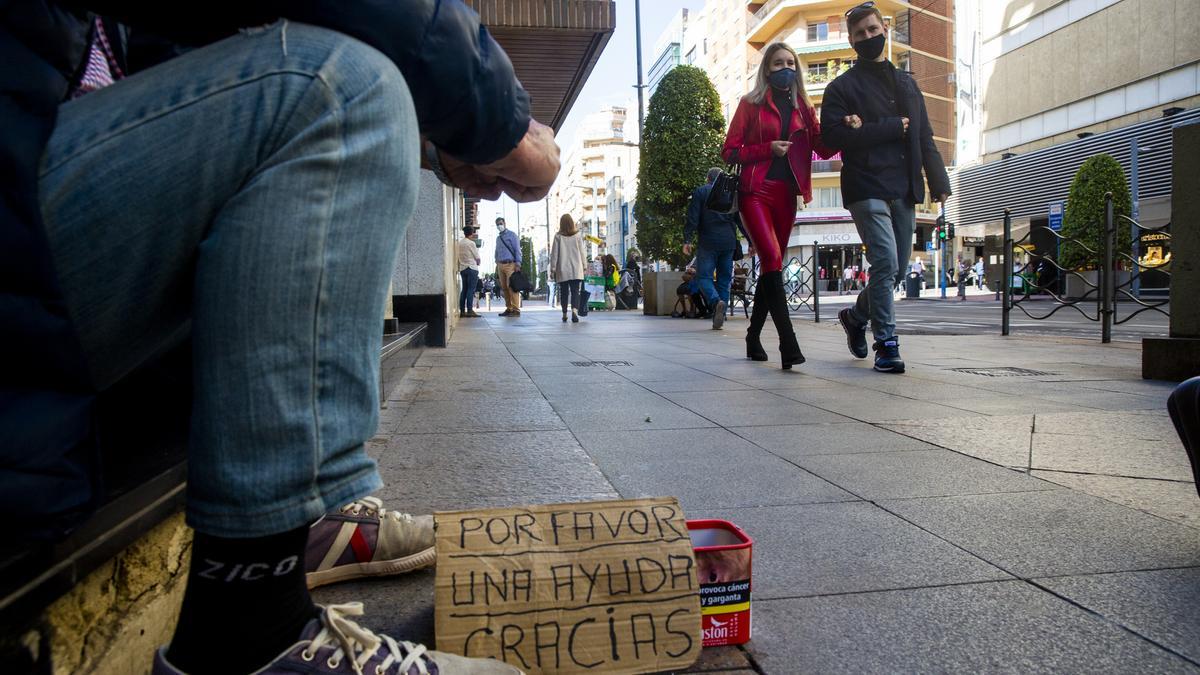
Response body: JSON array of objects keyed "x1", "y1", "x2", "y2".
[
  {"x1": 152, "y1": 603, "x2": 524, "y2": 675},
  {"x1": 306, "y1": 497, "x2": 434, "y2": 589},
  {"x1": 712, "y1": 301, "x2": 727, "y2": 330},
  {"x1": 872, "y1": 336, "x2": 906, "y2": 374},
  {"x1": 837, "y1": 308, "x2": 869, "y2": 359}
]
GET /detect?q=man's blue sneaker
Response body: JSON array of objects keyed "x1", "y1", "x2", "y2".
[
  {"x1": 873, "y1": 337, "x2": 905, "y2": 373},
  {"x1": 838, "y1": 308, "x2": 869, "y2": 359}
]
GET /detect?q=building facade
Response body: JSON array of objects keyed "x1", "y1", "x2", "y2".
[
  {"x1": 549, "y1": 105, "x2": 640, "y2": 262},
  {"x1": 948, "y1": 0, "x2": 1199, "y2": 285},
  {"x1": 649, "y1": 9, "x2": 690, "y2": 97}
]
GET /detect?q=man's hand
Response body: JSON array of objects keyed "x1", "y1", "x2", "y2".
[
  {"x1": 478, "y1": 119, "x2": 560, "y2": 202},
  {"x1": 843, "y1": 114, "x2": 863, "y2": 129},
  {"x1": 900, "y1": 117, "x2": 910, "y2": 134},
  {"x1": 934, "y1": 193, "x2": 950, "y2": 203},
  {"x1": 438, "y1": 152, "x2": 502, "y2": 200},
  {"x1": 683, "y1": 243, "x2": 693, "y2": 256}
]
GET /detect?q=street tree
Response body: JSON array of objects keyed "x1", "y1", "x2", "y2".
[
  {"x1": 519, "y1": 235, "x2": 537, "y2": 295},
  {"x1": 634, "y1": 65, "x2": 725, "y2": 269},
  {"x1": 1059, "y1": 153, "x2": 1132, "y2": 271}
]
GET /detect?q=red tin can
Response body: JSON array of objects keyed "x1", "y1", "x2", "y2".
[{"x1": 688, "y1": 519, "x2": 753, "y2": 647}]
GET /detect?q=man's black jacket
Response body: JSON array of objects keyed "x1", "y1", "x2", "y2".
[
  {"x1": 819, "y1": 61, "x2": 950, "y2": 206},
  {"x1": 0, "y1": 0, "x2": 531, "y2": 537},
  {"x1": 684, "y1": 183, "x2": 742, "y2": 252}
]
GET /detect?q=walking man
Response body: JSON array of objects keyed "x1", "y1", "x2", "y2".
[
  {"x1": 823, "y1": 2, "x2": 951, "y2": 373},
  {"x1": 494, "y1": 216, "x2": 522, "y2": 316},
  {"x1": 683, "y1": 168, "x2": 745, "y2": 330},
  {"x1": 973, "y1": 256, "x2": 986, "y2": 289}
]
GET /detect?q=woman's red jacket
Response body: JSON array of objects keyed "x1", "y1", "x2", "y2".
[{"x1": 721, "y1": 94, "x2": 837, "y2": 204}]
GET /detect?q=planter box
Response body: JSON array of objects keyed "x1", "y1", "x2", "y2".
[
  {"x1": 643, "y1": 270, "x2": 685, "y2": 316},
  {"x1": 1063, "y1": 270, "x2": 1132, "y2": 300}
]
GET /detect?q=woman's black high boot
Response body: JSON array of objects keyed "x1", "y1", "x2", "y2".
[
  {"x1": 745, "y1": 276, "x2": 769, "y2": 361},
  {"x1": 762, "y1": 271, "x2": 805, "y2": 369}
]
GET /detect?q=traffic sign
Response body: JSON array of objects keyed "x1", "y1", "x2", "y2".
[{"x1": 1048, "y1": 202, "x2": 1064, "y2": 231}]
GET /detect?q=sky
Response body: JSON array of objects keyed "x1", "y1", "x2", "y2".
[{"x1": 474, "y1": 0, "x2": 705, "y2": 273}]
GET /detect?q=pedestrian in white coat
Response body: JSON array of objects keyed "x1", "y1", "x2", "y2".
[{"x1": 550, "y1": 214, "x2": 588, "y2": 323}]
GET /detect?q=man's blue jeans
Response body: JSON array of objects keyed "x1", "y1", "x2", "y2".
[
  {"x1": 694, "y1": 246, "x2": 735, "y2": 305},
  {"x1": 459, "y1": 269, "x2": 479, "y2": 313},
  {"x1": 37, "y1": 22, "x2": 418, "y2": 538},
  {"x1": 846, "y1": 199, "x2": 916, "y2": 343}
]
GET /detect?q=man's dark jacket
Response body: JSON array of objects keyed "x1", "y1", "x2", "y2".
[
  {"x1": 684, "y1": 183, "x2": 742, "y2": 252},
  {"x1": 0, "y1": 0, "x2": 531, "y2": 537},
  {"x1": 819, "y1": 61, "x2": 951, "y2": 206}
]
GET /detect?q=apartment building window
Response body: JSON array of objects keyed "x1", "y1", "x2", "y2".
[
  {"x1": 686, "y1": 46, "x2": 696, "y2": 64},
  {"x1": 893, "y1": 10, "x2": 910, "y2": 45},
  {"x1": 807, "y1": 21, "x2": 828, "y2": 42},
  {"x1": 808, "y1": 63, "x2": 827, "y2": 79},
  {"x1": 814, "y1": 188, "x2": 842, "y2": 209}
]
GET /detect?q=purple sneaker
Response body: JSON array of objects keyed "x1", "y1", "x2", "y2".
[
  {"x1": 153, "y1": 603, "x2": 524, "y2": 674},
  {"x1": 306, "y1": 497, "x2": 435, "y2": 589}
]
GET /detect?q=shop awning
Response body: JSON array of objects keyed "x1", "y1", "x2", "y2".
[{"x1": 466, "y1": 0, "x2": 616, "y2": 131}]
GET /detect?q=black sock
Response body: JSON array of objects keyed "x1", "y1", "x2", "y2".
[{"x1": 167, "y1": 525, "x2": 319, "y2": 674}]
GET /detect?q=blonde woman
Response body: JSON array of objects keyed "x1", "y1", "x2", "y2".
[
  {"x1": 722, "y1": 42, "x2": 838, "y2": 369},
  {"x1": 550, "y1": 214, "x2": 587, "y2": 323}
]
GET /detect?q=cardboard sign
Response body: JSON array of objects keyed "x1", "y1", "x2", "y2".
[{"x1": 434, "y1": 497, "x2": 701, "y2": 674}]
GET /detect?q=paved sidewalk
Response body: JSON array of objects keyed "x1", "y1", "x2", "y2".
[{"x1": 314, "y1": 304, "x2": 1200, "y2": 673}]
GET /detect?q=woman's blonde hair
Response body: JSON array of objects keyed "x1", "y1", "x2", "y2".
[
  {"x1": 745, "y1": 42, "x2": 812, "y2": 111},
  {"x1": 559, "y1": 213, "x2": 578, "y2": 236}
]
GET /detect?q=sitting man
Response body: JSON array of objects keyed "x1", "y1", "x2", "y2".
[{"x1": 2, "y1": 2, "x2": 558, "y2": 674}]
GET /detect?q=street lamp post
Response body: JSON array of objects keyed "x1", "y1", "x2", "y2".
[
  {"x1": 635, "y1": 0, "x2": 645, "y2": 142},
  {"x1": 1130, "y1": 138, "x2": 1152, "y2": 298}
]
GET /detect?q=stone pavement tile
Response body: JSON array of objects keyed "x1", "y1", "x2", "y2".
[
  {"x1": 550, "y1": 394, "x2": 718, "y2": 432},
  {"x1": 1033, "y1": 388, "x2": 1169, "y2": 411},
  {"x1": 394, "y1": 398, "x2": 565, "y2": 434},
  {"x1": 1030, "y1": 471, "x2": 1200, "y2": 530},
  {"x1": 639, "y1": 374, "x2": 753, "y2": 393},
  {"x1": 527, "y1": 368, "x2": 631, "y2": 389},
  {"x1": 879, "y1": 490, "x2": 1200, "y2": 577},
  {"x1": 407, "y1": 365, "x2": 530, "y2": 383},
  {"x1": 414, "y1": 354, "x2": 501, "y2": 369},
  {"x1": 578, "y1": 428, "x2": 854, "y2": 510},
  {"x1": 784, "y1": 388, "x2": 983, "y2": 423},
  {"x1": 794, "y1": 449, "x2": 1060, "y2": 500},
  {"x1": 1031, "y1": 433, "x2": 1195, "y2": 481},
  {"x1": 730, "y1": 422, "x2": 941, "y2": 458},
  {"x1": 937, "y1": 395, "x2": 1095, "y2": 415},
  {"x1": 660, "y1": 389, "x2": 853, "y2": 427},
  {"x1": 410, "y1": 378, "x2": 545, "y2": 402},
  {"x1": 535, "y1": 381, "x2": 647, "y2": 404},
  {"x1": 1038, "y1": 567, "x2": 1200, "y2": 664},
  {"x1": 879, "y1": 415, "x2": 1034, "y2": 469},
  {"x1": 386, "y1": 374, "x2": 422, "y2": 402},
  {"x1": 1034, "y1": 410, "x2": 1178, "y2": 441},
  {"x1": 376, "y1": 431, "x2": 615, "y2": 513},
  {"x1": 1076, "y1": 379, "x2": 1180, "y2": 398},
  {"x1": 681, "y1": 646, "x2": 753, "y2": 672},
  {"x1": 694, "y1": 503, "x2": 1010, "y2": 598},
  {"x1": 744, "y1": 581, "x2": 1200, "y2": 674}
]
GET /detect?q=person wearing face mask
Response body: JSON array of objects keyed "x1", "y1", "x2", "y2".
[
  {"x1": 821, "y1": 1, "x2": 951, "y2": 374},
  {"x1": 494, "y1": 216, "x2": 523, "y2": 316},
  {"x1": 722, "y1": 42, "x2": 838, "y2": 369}
]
